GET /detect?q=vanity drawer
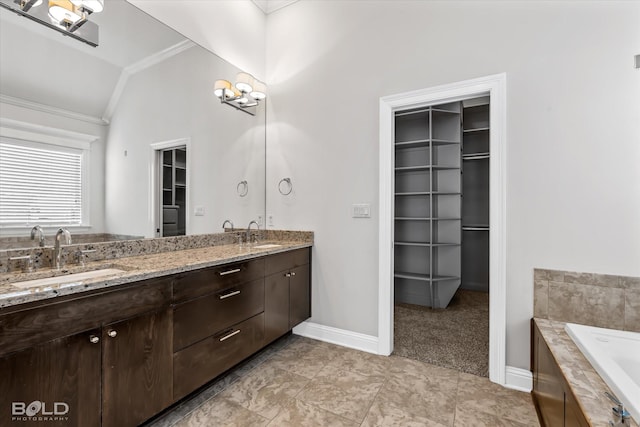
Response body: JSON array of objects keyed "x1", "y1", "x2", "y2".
[
  {"x1": 172, "y1": 258, "x2": 264, "y2": 303},
  {"x1": 173, "y1": 278, "x2": 264, "y2": 351},
  {"x1": 265, "y1": 248, "x2": 310, "y2": 276},
  {"x1": 172, "y1": 313, "x2": 264, "y2": 401}
]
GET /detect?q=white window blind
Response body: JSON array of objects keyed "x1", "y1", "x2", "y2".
[{"x1": 0, "y1": 139, "x2": 83, "y2": 226}]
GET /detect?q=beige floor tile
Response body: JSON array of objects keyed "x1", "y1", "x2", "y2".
[
  {"x1": 173, "y1": 397, "x2": 270, "y2": 427},
  {"x1": 325, "y1": 347, "x2": 392, "y2": 378},
  {"x1": 454, "y1": 404, "x2": 536, "y2": 427},
  {"x1": 376, "y1": 363, "x2": 458, "y2": 426},
  {"x1": 266, "y1": 338, "x2": 345, "y2": 379},
  {"x1": 219, "y1": 363, "x2": 309, "y2": 420},
  {"x1": 361, "y1": 397, "x2": 449, "y2": 427},
  {"x1": 296, "y1": 366, "x2": 385, "y2": 422},
  {"x1": 267, "y1": 398, "x2": 359, "y2": 427}
]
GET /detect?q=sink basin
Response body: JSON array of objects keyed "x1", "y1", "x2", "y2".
[
  {"x1": 252, "y1": 244, "x2": 282, "y2": 249},
  {"x1": 12, "y1": 268, "x2": 127, "y2": 289}
]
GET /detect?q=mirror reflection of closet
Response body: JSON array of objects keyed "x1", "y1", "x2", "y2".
[{"x1": 160, "y1": 146, "x2": 187, "y2": 237}]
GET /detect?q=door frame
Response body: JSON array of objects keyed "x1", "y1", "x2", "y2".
[
  {"x1": 378, "y1": 73, "x2": 507, "y2": 385},
  {"x1": 149, "y1": 138, "x2": 191, "y2": 238}
]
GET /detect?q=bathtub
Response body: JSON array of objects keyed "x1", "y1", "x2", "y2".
[{"x1": 565, "y1": 322, "x2": 640, "y2": 423}]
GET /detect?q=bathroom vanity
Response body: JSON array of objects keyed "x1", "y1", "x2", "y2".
[{"x1": 0, "y1": 241, "x2": 311, "y2": 427}]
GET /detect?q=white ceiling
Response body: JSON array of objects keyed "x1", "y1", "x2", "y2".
[{"x1": 251, "y1": 0, "x2": 299, "y2": 14}]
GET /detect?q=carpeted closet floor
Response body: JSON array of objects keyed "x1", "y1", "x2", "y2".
[{"x1": 393, "y1": 289, "x2": 489, "y2": 377}]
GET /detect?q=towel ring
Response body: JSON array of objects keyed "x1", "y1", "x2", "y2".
[
  {"x1": 278, "y1": 178, "x2": 292, "y2": 195},
  {"x1": 237, "y1": 180, "x2": 248, "y2": 197}
]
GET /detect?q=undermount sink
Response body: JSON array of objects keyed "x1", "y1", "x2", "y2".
[
  {"x1": 252, "y1": 243, "x2": 282, "y2": 249},
  {"x1": 12, "y1": 268, "x2": 127, "y2": 289}
]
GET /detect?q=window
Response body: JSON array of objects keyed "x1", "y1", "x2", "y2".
[{"x1": 0, "y1": 138, "x2": 87, "y2": 227}]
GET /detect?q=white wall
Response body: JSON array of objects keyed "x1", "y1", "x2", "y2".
[
  {"x1": 128, "y1": 0, "x2": 267, "y2": 81},
  {"x1": 0, "y1": 101, "x2": 107, "y2": 235},
  {"x1": 265, "y1": 1, "x2": 640, "y2": 371},
  {"x1": 105, "y1": 45, "x2": 265, "y2": 237}
]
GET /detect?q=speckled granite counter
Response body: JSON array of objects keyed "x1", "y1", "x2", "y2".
[
  {"x1": 0, "y1": 240, "x2": 312, "y2": 309},
  {"x1": 534, "y1": 318, "x2": 639, "y2": 427}
]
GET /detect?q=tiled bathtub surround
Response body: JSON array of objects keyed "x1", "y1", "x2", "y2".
[
  {"x1": 0, "y1": 230, "x2": 313, "y2": 273},
  {"x1": 534, "y1": 268, "x2": 640, "y2": 332}
]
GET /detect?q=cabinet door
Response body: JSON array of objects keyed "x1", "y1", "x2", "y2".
[
  {"x1": 290, "y1": 264, "x2": 311, "y2": 329},
  {"x1": 532, "y1": 327, "x2": 564, "y2": 427},
  {"x1": 0, "y1": 330, "x2": 101, "y2": 427},
  {"x1": 102, "y1": 308, "x2": 172, "y2": 427},
  {"x1": 265, "y1": 271, "x2": 290, "y2": 344}
]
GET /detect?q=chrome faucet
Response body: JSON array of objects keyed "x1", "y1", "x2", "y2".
[
  {"x1": 30, "y1": 225, "x2": 45, "y2": 247},
  {"x1": 53, "y1": 228, "x2": 72, "y2": 269},
  {"x1": 246, "y1": 220, "x2": 260, "y2": 244},
  {"x1": 606, "y1": 392, "x2": 631, "y2": 426},
  {"x1": 222, "y1": 219, "x2": 234, "y2": 230}
]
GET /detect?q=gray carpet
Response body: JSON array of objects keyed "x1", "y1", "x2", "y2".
[{"x1": 393, "y1": 289, "x2": 489, "y2": 377}]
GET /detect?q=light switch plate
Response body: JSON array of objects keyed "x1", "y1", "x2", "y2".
[{"x1": 352, "y1": 204, "x2": 371, "y2": 218}]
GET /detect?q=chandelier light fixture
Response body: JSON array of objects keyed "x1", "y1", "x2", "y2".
[{"x1": 214, "y1": 72, "x2": 266, "y2": 116}]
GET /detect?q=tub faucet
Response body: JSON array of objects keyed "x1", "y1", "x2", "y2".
[
  {"x1": 53, "y1": 228, "x2": 72, "y2": 269},
  {"x1": 606, "y1": 392, "x2": 631, "y2": 426},
  {"x1": 222, "y1": 219, "x2": 234, "y2": 230},
  {"x1": 30, "y1": 225, "x2": 45, "y2": 247},
  {"x1": 246, "y1": 220, "x2": 260, "y2": 244}
]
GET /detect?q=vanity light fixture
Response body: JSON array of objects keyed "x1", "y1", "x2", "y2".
[
  {"x1": 214, "y1": 72, "x2": 266, "y2": 116},
  {"x1": 0, "y1": 0, "x2": 101, "y2": 46}
]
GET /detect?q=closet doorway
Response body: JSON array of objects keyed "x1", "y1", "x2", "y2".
[
  {"x1": 392, "y1": 96, "x2": 490, "y2": 376},
  {"x1": 378, "y1": 74, "x2": 507, "y2": 385}
]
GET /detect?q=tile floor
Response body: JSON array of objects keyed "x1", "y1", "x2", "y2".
[{"x1": 147, "y1": 335, "x2": 540, "y2": 427}]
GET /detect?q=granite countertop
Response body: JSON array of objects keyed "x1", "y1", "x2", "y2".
[
  {"x1": 0, "y1": 241, "x2": 311, "y2": 309},
  {"x1": 534, "y1": 318, "x2": 639, "y2": 427}
]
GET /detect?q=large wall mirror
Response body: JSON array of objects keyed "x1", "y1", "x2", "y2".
[{"x1": 0, "y1": 0, "x2": 266, "y2": 243}]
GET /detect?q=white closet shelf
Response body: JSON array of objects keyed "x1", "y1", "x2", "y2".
[
  {"x1": 432, "y1": 108, "x2": 461, "y2": 114},
  {"x1": 394, "y1": 192, "x2": 461, "y2": 196},
  {"x1": 463, "y1": 127, "x2": 489, "y2": 133},
  {"x1": 395, "y1": 217, "x2": 461, "y2": 221},
  {"x1": 395, "y1": 241, "x2": 460, "y2": 247},
  {"x1": 394, "y1": 271, "x2": 460, "y2": 282},
  {"x1": 462, "y1": 225, "x2": 489, "y2": 231},
  {"x1": 462, "y1": 153, "x2": 490, "y2": 160},
  {"x1": 395, "y1": 139, "x2": 460, "y2": 148}
]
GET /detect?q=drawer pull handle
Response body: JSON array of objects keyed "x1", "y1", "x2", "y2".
[
  {"x1": 219, "y1": 290, "x2": 241, "y2": 300},
  {"x1": 219, "y1": 268, "x2": 241, "y2": 276},
  {"x1": 219, "y1": 329, "x2": 241, "y2": 342}
]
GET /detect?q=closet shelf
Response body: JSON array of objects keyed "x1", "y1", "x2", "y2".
[
  {"x1": 395, "y1": 139, "x2": 460, "y2": 148},
  {"x1": 395, "y1": 192, "x2": 461, "y2": 196},
  {"x1": 462, "y1": 153, "x2": 490, "y2": 160},
  {"x1": 395, "y1": 241, "x2": 460, "y2": 247},
  {"x1": 394, "y1": 165, "x2": 460, "y2": 172},
  {"x1": 462, "y1": 225, "x2": 489, "y2": 231},
  {"x1": 431, "y1": 108, "x2": 461, "y2": 115},
  {"x1": 463, "y1": 127, "x2": 489, "y2": 133},
  {"x1": 395, "y1": 217, "x2": 461, "y2": 221},
  {"x1": 394, "y1": 271, "x2": 460, "y2": 282}
]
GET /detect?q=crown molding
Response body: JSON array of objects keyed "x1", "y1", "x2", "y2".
[{"x1": 0, "y1": 94, "x2": 107, "y2": 126}]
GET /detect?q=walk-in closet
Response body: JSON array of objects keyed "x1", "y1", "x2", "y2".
[{"x1": 392, "y1": 96, "x2": 490, "y2": 376}]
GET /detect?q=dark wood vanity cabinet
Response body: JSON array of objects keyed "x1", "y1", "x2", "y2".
[
  {"x1": 532, "y1": 322, "x2": 589, "y2": 427},
  {"x1": 0, "y1": 247, "x2": 312, "y2": 426},
  {"x1": 265, "y1": 248, "x2": 311, "y2": 344}
]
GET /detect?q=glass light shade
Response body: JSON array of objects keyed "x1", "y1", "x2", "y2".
[
  {"x1": 70, "y1": 0, "x2": 103, "y2": 13},
  {"x1": 238, "y1": 97, "x2": 249, "y2": 105},
  {"x1": 49, "y1": 0, "x2": 82, "y2": 23},
  {"x1": 235, "y1": 72, "x2": 254, "y2": 94},
  {"x1": 214, "y1": 80, "x2": 232, "y2": 98},
  {"x1": 249, "y1": 80, "x2": 267, "y2": 100}
]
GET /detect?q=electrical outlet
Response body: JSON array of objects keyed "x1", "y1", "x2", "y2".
[
  {"x1": 194, "y1": 206, "x2": 205, "y2": 216},
  {"x1": 257, "y1": 215, "x2": 263, "y2": 227},
  {"x1": 268, "y1": 215, "x2": 274, "y2": 227}
]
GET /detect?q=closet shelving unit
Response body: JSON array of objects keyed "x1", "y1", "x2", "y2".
[
  {"x1": 461, "y1": 99, "x2": 490, "y2": 292},
  {"x1": 394, "y1": 103, "x2": 462, "y2": 308},
  {"x1": 162, "y1": 147, "x2": 187, "y2": 236}
]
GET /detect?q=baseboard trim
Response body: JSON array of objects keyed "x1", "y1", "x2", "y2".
[
  {"x1": 505, "y1": 366, "x2": 533, "y2": 392},
  {"x1": 292, "y1": 321, "x2": 379, "y2": 354}
]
